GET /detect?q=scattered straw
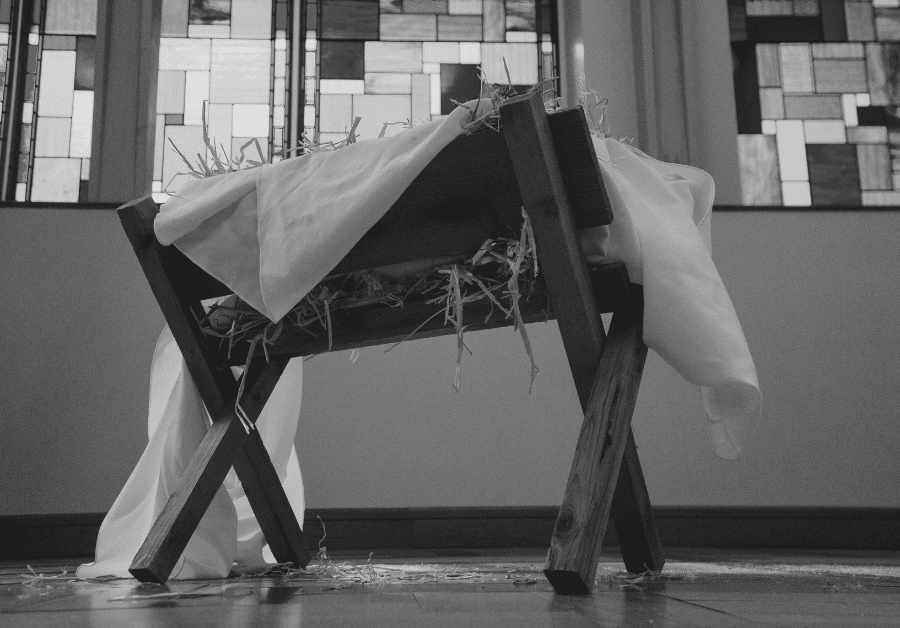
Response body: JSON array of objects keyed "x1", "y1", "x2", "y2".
[
  {"x1": 18, "y1": 565, "x2": 71, "y2": 588},
  {"x1": 237, "y1": 517, "x2": 487, "y2": 589},
  {"x1": 605, "y1": 568, "x2": 688, "y2": 590},
  {"x1": 506, "y1": 568, "x2": 538, "y2": 585},
  {"x1": 14, "y1": 565, "x2": 121, "y2": 588}
]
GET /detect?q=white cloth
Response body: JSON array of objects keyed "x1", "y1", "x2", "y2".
[
  {"x1": 590, "y1": 139, "x2": 761, "y2": 459},
  {"x1": 76, "y1": 326, "x2": 306, "y2": 579},
  {"x1": 156, "y1": 102, "x2": 481, "y2": 322}
]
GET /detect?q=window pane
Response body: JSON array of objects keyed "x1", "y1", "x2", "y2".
[
  {"x1": 24, "y1": 1, "x2": 97, "y2": 201},
  {"x1": 45, "y1": 0, "x2": 97, "y2": 35},
  {"x1": 730, "y1": 0, "x2": 900, "y2": 206},
  {"x1": 153, "y1": 0, "x2": 556, "y2": 193},
  {"x1": 155, "y1": 0, "x2": 276, "y2": 198}
]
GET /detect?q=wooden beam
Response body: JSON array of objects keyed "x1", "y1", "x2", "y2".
[
  {"x1": 128, "y1": 351, "x2": 292, "y2": 583},
  {"x1": 611, "y1": 429, "x2": 666, "y2": 574},
  {"x1": 232, "y1": 429, "x2": 309, "y2": 567},
  {"x1": 129, "y1": 412, "x2": 247, "y2": 583},
  {"x1": 499, "y1": 92, "x2": 606, "y2": 393},
  {"x1": 118, "y1": 198, "x2": 236, "y2": 409},
  {"x1": 223, "y1": 263, "x2": 631, "y2": 365},
  {"x1": 118, "y1": 198, "x2": 310, "y2": 583},
  {"x1": 327, "y1": 107, "x2": 611, "y2": 277},
  {"x1": 499, "y1": 92, "x2": 663, "y2": 593},
  {"x1": 543, "y1": 288, "x2": 648, "y2": 593}
]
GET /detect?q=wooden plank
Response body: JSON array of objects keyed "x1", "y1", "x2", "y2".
[
  {"x1": 544, "y1": 288, "x2": 648, "y2": 594},
  {"x1": 546, "y1": 107, "x2": 613, "y2": 227},
  {"x1": 229, "y1": 356, "x2": 311, "y2": 571},
  {"x1": 224, "y1": 263, "x2": 630, "y2": 365},
  {"x1": 499, "y1": 92, "x2": 662, "y2": 593},
  {"x1": 128, "y1": 354, "x2": 295, "y2": 583},
  {"x1": 119, "y1": 198, "x2": 310, "y2": 583},
  {"x1": 611, "y1": 428, "x2": 666, "y2": 574},
  {"x1": 129, "y1": 413, "x2": 248, "y2": 583},
  {"x1": 232, "y1": 429, "x2": 310, "y2": 567},
  {"x1": 118, "y1": 199, "x2": 231, "y2": 301},
  {"x1": 499, "y1": 91, "x2": 606, "y2": 398},
  {"x1": 118, "y1": 198, "x2": 237, "y2": 411}
]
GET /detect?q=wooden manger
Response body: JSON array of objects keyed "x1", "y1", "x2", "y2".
[{"x1": 118, "y1": 91, "x2": 665, "y2": 594}]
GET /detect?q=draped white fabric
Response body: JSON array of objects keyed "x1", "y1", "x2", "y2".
[
  {"x1": 590, "y1": 139, "x2": 761, "y2": 459},
  {"x1": 80, "y1": 100, "x2": 760, "y2": 580},
  {"x1": 154, "y1": 102, "x2": 482, "y2": 323},
  {"x1": 76, "y1": 326, "x2": 305, "y2": 579}
]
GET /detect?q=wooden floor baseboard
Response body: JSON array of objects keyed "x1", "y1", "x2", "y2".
[{"x1": 2, "y1": 507, "x2": 899, "y2": 561}]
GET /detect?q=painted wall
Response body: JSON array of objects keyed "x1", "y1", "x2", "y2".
[{"x1": 2, "y1": 207, "x2": 898, "y2": 515}]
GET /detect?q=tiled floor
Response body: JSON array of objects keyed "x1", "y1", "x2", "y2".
[{"x1": 2, "y1": 547, "x2": 900, "y2": 627}]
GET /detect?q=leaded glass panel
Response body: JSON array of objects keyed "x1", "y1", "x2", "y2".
[
  {"x1": 11, "y1": 0, "x2": 97, "y2": 202},
  {"x1": 730, "y1": 0, "x2": 900, "y2": 205},
  {"x1": 303, "y1": 0, "x2": 557, "y2": 144},
  {"x1": 154, "y1": 0, "x2": 556, "y2": 200},
  {"x1": 154, "y1": 0, "x2": 291, "y2": 201}
]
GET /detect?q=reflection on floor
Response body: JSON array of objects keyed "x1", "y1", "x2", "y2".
[{"x1": 2, "y1": 547, "x2": 900, "y2": 627}]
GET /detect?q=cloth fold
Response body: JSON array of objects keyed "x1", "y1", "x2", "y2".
[{"x1": 592, "y1": 139, "x2": 761, "y2": 459}]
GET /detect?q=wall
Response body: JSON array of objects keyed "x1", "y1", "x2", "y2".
[
  {"x1": 0, "y1": 208, "x2": 164, "y2": 514},
  {"x1": 2, "y1": 206, "x2": 899, "y2": 515}
]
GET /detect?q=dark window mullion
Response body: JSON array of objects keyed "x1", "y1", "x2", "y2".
[
  {"x1": 0, "y1": 0, "x2": 33, "y2": 200},
  {"x1": 286, "y1": 0, "x2": 306, "y2": 155}
]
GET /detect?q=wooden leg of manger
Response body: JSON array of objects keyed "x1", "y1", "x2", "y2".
[
  {"x1": 120, "y1": 199, "x2": 310, "y2": 583},
  {"x1": 497, "y1": 93, "x2": 663, "y2": 593},
  {"x1": 232, "y1": 430, "x2": 310, "y2": 568},
  {"x1": 544, "y1": 290, "x2": 652, "y2": 594},
  {"x1": 611, "y1": 430, "x2": 666, "y2": 575},
  {"x1": 129, "y1": 413, "x2": 251, "y2": 583},
  {"x1": 129, "y1": 358, "x2": 310, "y2": 583}
]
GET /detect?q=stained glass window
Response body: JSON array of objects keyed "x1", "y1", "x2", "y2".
[
  {"x1": 730, "y1": 0, "x2": 900, "y2": 206},
  {"x1": 0, "y1": 0, "x2": 554, "y2": 203},
  {"x1": 152, "y1": 0, "x2": 556, "y2": 199},
  {"x1": 0, "y1": 0, "x2": 98, "y2": 202},
  {"x1": 304, "y1": 0, "x2": 557, "y2": 143},
  {"x1": 153, "y1": 0, "x2": 292, "y2": 201}
]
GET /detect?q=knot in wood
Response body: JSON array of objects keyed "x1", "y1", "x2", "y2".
[{"x1": 555, "y1": 504, "x2": 577, "y2": 537}]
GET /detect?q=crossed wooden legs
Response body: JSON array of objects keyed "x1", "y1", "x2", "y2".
[
  {"x1": 544, "y1": 288, "x2": 664, "y2": 594},
  {"x1": 129, "y1": 356, "x2": 311, "y2": 583},
  {"x1": 500, "y1": 92, "x2": 664, "y2": 594},
  {"x1": 127, "y1": 286, "x2": 660, "y2": 588},
  {"x1": 119, "y1": 199, "x2": 311, "y2": 584}
]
